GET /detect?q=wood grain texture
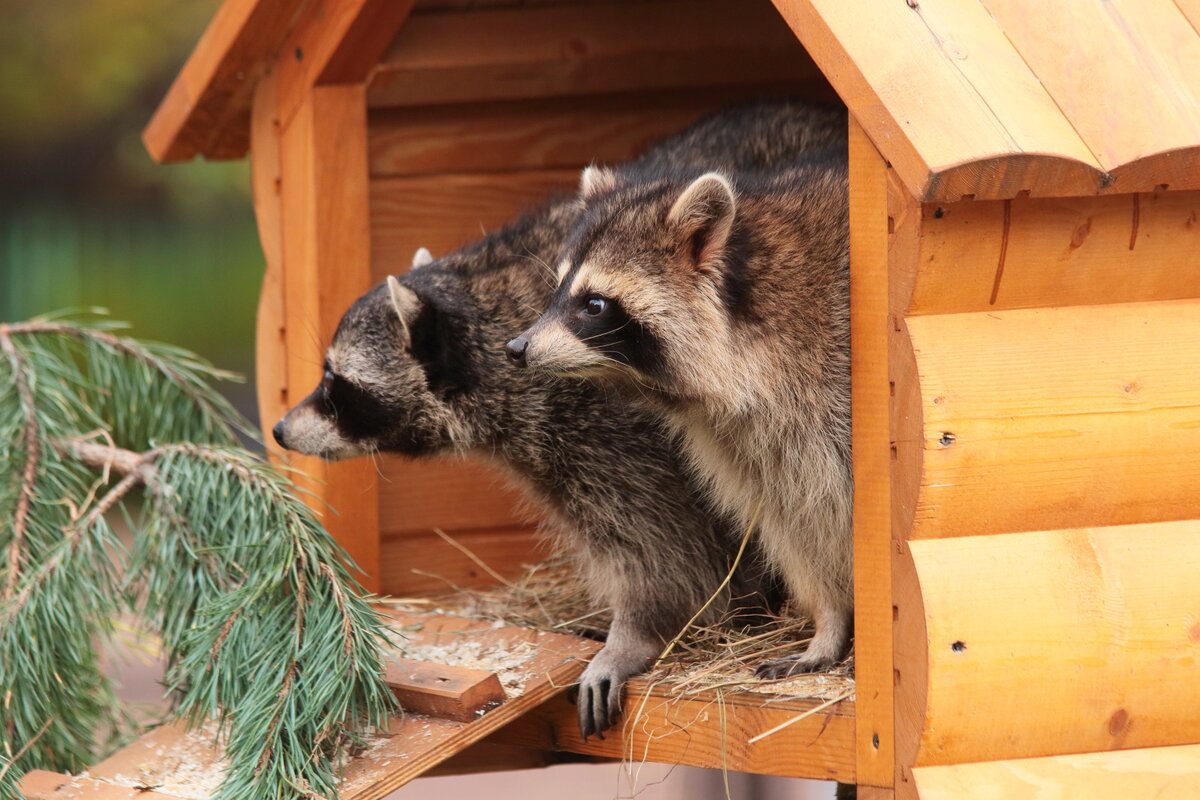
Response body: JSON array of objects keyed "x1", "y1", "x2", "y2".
[
  {"x1": 279, "y1": 85, "x2": 380, "y2": 587},
  {"x1": 273, "y1": 0, "x2": 417, "y2": 134},
  {"x1": 250, "y1": 70, "x2": 290, "y2": 446},
  {"x1": 379, "y1": 527, "x2": 549, "y2": 596},
  {"x1": 377, "y1": 456, "x2": 526, "y2": 537},
  {"x1": 772, "y1": 0, "x2": 1102, "y2": 201},
  {"x1": 368, "y1": 0, "x2": 820, "y2": 108},
  {"x1": 909, "y1": 522, "x2": 1200, "y2": 767},
  {"x1": 385, "y1": 658, "x2": 506, "y2": 721},
  {"x1": 906, "y1": 299, "x2": 1200, "y2": 540},
  {"x1": 497, "y1": 682, "x2": 857, "y2": 782},
  {"x1": 18, "y1": 771, "x2": 190, "y2": 800},
  {"x1": 848, "y1": 118, "x2": 895, "y2": 789},
  {"x1": 982, "y1": 0, "x2": 1200, "y2": 193},
  {"x1": 911, "y1": 190, "x2": 1200, "y2": 315},
  {"x1": 911, "y1": 744, "x2": 1200, "y2": 800},
  {"x1": 367, "y1": 89, "x2": 820, "y2": 178},
  {"x1": 142, "y1": 0, "x2": 305, "y2": 162},
  {"x1": 370, "y1": 170, "x2": 578, "y2": 272}
]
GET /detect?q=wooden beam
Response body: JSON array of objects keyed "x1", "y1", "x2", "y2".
[
  {"x1": 18, "y1": 771, "x2": 191, "y2": 800},
  {"x1": 908, "y1": 521, "x2": 1200, "y2": 767},
  {"x1": 848, "y1": 117, "x2": 895, "y2": 790},
  {"x1": 907, "y1": 298, "x2": 1200, "y2": 539},
  {"x1": 368, "y1": 0, "x2": 822, "y2": 108},
  {"x1": 378, "y1": 527, "x2": 549, "y2": 596},
  {"x1": 250, "y1": 66, "x2": 289, "y2": 445},
  {"x1": 495, "y1": 681, "x2": 857, "y2": 783},
  {"x1": 910, "y1": 190, "x2": 1200, "y2": 315},
  {"x1": 367, "y1": 88, "x2": 821, "y2": 179},
  {"x1": 274, "y1": 0, "x2": 417, "y2": 134},
  {"x1": 911, "y1": 743, "x2": 1200, "y2": 799},
  {"x1": 277, "y1": 82, "x2": 380, "y2": 588},
  {"x1": 143, "y1": 0, "x2": 305, "y2": 162},
  {"x1": 144, "y1": 0, "x2": 415, "y2": 163}
]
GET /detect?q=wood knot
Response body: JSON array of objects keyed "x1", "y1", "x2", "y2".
[
  {"x1": 1108, "y1": 708, "x2": 1130, "y2": 736},
  {"x1": 1069, "y1": 218, "x2": 1092, "y2": 249},
  {"x1": 939, "y1": 432, "x2": 956, "y2": 447},
  {"x1": 1188, "y1": 621, "x2": 1200, "y2": 643}
]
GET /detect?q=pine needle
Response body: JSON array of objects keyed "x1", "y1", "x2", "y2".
[{"x1": 0, "y1": 313, "x2": 396, "y2": 800}]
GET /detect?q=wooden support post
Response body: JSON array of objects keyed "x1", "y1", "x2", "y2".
[
  {"x1": 272, "y1": 82, "x2": 380, "y2": 588},
  {"x1": 848, "y1": 118, "x2": 895, "y2": 793}
]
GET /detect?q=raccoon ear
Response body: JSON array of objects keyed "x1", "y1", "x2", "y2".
[
  {"x1": 411, "y1": 247, "x2": 433, "y2": 269},
  {"x1": 579, "y1": 165, "x2": 617, "y2": 200},
  {"x1": 386, "y1": 276, "x2": 422, "y2": 344},
  {"x1": 667, "y1": 172, "x2": 736, "y2": 272}
]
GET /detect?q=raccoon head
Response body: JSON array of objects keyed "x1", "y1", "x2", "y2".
[
  {"x1": 273, "y1": 248, "x2": 468, "y2": 460},
  {"x1": 509, "y1": 170, "x2": 738, "y2": 402}
]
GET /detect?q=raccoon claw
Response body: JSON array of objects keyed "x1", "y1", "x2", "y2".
[
  {"x1": 578, "y1": 676, "x2": 622, "y2": 740},
  {"x1": 755, "y1": 651, "x2": 836, "y2": 680}
]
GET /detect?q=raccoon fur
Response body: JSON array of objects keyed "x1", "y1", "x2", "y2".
[
  {"x1": 273, "y1": 100, "x2": 844, "y2": 734},
  {"x1": 512, "y1": 154, "x2": 852, "y2": 679}
]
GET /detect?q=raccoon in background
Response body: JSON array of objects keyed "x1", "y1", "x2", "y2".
[
  {"x1": 272, "y1": 100, "x2": 846, "y2": 734},
  {"x1": 511, "y1": 154, "x2": 852, "y2": 679}
]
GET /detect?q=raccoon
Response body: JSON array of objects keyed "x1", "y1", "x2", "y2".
[
  {"x1": 272, "y1": 100, "x2": 845, "y2": 734},
  {"x1": 510, "y1": 154, "x2": 852, "y2": 678}
]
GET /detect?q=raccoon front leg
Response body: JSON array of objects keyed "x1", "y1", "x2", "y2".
[
  {"x1": 755, "y1": 588, "x2": 851, "y2": 679},
  {"x1": 577, "y1": 615, "x2": 661, "y2": 739}
]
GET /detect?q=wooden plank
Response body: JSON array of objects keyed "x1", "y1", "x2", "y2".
[
  {"x1": 848, "y1": 117, "x2": 895, "y2": 789},
  {"x1": 65, "y1": 613, "x2": 600, "y2": 800},
  {"x1": 771, "y1": 0, "x2": 1104, "y2": 201},
  {"x1": 368, "y1": 89, "x2": 822, "y2": 178},
  {"x1": 379, "y1": 527, "x2": 548, "y2": 596},
  {"x1": 279, "y1": 85, "x2": 381, "y2": 588},
  {"x1": 909, "y1": 522, "x2": 1200, "y2": 767},
  {"x1": 496, "y1": 679, "x2": 857, "y2": 782},
  {"x1": 250, "y1": 69, "x2": 290, "y2": 446},
  {"x1": 911, "y1": 744, "x2": 1200, "y2": 800},
  {"x1": 142, "y1": 0, "x2": 305, "y2": 162},
  {"x1": 339, "y1": 611, "x2": 602, "y2": 798},
  {"x1": 910, "y1": 190, "x2": 1200, "y2": 315},
  {"x1": 370, "y1": 170, "x2": 578, "y2": 271},
  {"x1": 273, "y1": 0, "x2": 417, "y2": 134},
  {"x1": 982, "y1": 0, "x2": 1200, "y2": 193},
  {"x1": 385, "y1": 658, "x2": 506, "y2": 721},
  {"x1": 377, "y1": 456, "x2": 526, "y2": 537},
  {"x1": 18, "y1": 771, "x2": 191, "y2": 800},
  {"x1": 906, "y1": 299, "x2": 1200, "y2": 539},
  {"x1": 368, "y1": 0, "x2": 821, "y2": 108},
  {"x1": 886, "y1": 159, "x2": 928, "y2": 800}
]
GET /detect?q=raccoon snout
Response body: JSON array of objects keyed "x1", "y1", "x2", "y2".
[
  {"x1": 272, "y1": 419, "x2": 288, "y2": 448},
  {"x1": 506, "y1": 336, "x2": 529, "y2": 367}
]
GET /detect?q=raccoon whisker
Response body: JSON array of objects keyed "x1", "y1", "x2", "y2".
[{"x1": 578, "y1": 319, "x2": 633, "y2": 343}]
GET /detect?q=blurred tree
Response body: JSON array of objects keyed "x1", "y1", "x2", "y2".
[{"x1": 0, "y1": 0, "x2": 265, "y2": 415}]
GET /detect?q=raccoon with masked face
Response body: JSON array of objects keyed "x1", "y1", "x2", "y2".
[
  {"x1": 511, "y1": 154, "x2": 852, "y2": 679},
  {"x1": 273, "y1": 100, "x2": 845, "y2": 734}
]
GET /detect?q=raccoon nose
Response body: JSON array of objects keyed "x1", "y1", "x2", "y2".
[
  {"x1": 506, "y1": 336, "x2": 529, "y2": 367},
  {"x1": 272, "y1": 420, "x2": 287, "y2": 448}
]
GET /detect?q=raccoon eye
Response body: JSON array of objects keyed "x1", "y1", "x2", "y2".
[
  {"x1": 583, "y1": 296, "x2": 609, "y2": 317},
  {"x1": 321, "y1": 370, "x2": 336, "y2": 390}
]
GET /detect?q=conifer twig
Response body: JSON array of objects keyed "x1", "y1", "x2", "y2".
[{"x1": 0, "y1": 327, "x2": 38, "y2": 602}]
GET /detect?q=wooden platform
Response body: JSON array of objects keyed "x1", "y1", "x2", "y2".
[{"x1": 19, "y1": 609, "x2": 856, "y2": 799}]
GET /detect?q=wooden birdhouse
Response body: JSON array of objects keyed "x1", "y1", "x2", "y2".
[{"x1": 27, "y1": 1, "x2": 1200, "y2": 798}]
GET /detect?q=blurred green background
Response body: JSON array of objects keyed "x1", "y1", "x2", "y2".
[{"x1": 0, "y1": 0, "x2": 263, "y2": 424}]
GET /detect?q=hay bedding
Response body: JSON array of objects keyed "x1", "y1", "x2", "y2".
[{"x1": 383, "y1": 553, "x2": 856, "y2": 704}]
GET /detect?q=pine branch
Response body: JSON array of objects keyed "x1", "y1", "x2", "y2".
[
  {"x1": 1, "y1": 317, "x2": 396, "y2": 800},
  {"x1": 0, "y1": 328, "x2": 39, "y2": 602}
]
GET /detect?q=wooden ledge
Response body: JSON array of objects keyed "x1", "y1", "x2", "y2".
[{"x1": 493, "y1": 677, "x2": 857, "y2": 783}]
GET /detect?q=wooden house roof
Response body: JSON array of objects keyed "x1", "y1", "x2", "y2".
[{"x1": 147, "y1": 0, "x2": 1200, "y2": 201}]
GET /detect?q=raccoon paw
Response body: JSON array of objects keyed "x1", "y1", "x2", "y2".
[
  {"x1": 754, "y1": 650, "x2": 837, "y2": 680},
  {"x1": 574, "y1": 646, "x2": 655, "y2": 739}
]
